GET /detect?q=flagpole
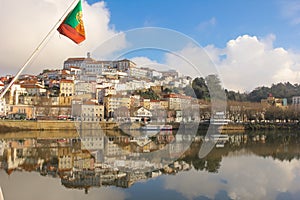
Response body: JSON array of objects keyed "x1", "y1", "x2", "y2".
[{"x1": 0, "y1": 0, "x2": 80, "y2": 99}]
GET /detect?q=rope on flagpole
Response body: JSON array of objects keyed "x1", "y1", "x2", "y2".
[{"x1": 0, "y1": 0, "x2": 80, "y2": 99}]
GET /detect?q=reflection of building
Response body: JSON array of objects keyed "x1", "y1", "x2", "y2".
[
  {"x1": 0, "y1": 140, "x2": 5, "y2": 156},
  {"x1": 58, "y1": 147, "x2": 73, "y2": 171},
  {"x1": 61, "y1": 170, "x2": 101, "y2": 193},
  {"x1": 73, "y1": 150, "x2": 94, "y2": 170},
  {"x1": 81, "y1": 135, "x2": 105, "y2": 151}
]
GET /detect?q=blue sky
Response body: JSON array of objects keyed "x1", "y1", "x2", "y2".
[{"x1": 86, "y1": 0, "x2": 299, "y2": 50}]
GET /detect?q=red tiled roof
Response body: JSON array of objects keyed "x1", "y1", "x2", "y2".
[
  {"x1": 70, "y1": 66, "x2": 81, "y2": 69},
  {"x1": 60, "y1": 79, "x2": 74, "y2": 83},
  {"x1": 66, "y1": 57, "x2": 86, "y2": 61},
  {"x1": 21, "y1": 84, "x2": 43, "y2": 89}
]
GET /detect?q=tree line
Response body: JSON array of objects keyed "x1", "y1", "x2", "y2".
[{"x1": 184, "y1": 75, "x2": 300, "y2": 103}]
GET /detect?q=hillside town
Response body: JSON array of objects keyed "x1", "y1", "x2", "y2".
[
  {"x1": 0, "y1": 53, "x2": 200, "y2": 123},
  {"x1": 0, "y1": 53, "x2": 300, "y2": 124}
]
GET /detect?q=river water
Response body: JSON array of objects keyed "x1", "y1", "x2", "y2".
[{"x1": 0, "y1": 129, "x2": 300, "y2": 200}]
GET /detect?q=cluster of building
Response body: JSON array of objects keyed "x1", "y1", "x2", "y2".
[
  {"x1": 0, "y1": 53, "x2": 201, "y2": 123},
  {"x1": 2, "y1": 52, "x2": 300, "y2": 124}
]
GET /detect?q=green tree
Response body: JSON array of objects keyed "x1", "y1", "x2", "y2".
[{"x1": 192, "y1": 77, "x2": 210, "y2": 99}]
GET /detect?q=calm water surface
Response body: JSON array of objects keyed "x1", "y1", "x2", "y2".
[{"x1": 0, "y1": 130, "x2": 300, "y2": 200}]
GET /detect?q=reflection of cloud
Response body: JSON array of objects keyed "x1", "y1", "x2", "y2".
[
  {"x1": 163, "y1": 153, "x2": 300, "y2": 200},
  {"x1": 0, "y1": 171, "x2": 127, "y2": 200}
]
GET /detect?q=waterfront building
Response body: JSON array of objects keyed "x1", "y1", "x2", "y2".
[
  {"x1": 6, "y1": 104, "x2": 35, "y2": 119},
  {"x1": 164, "y1": 93, "x2": 192, "y2": 110},
  {"x1": 104, "y1": 95, "x2": 131, "y2": 118},
  {"x1": 81, "y1": 100, "x2": 104, "y2": 122}
]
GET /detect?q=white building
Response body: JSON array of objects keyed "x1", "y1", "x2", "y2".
[
  {"x1": 75, "y1": 81, "x2": 96, "y2": 96},
  {"x1": 21, "y1": 84, "x2": 46, "y2": 97},
  {"x1": 81, "y1": 100, "x2": 104, "y2": 122},
  {"x1": 7, "y1": 84, "x2": 27, "y2": 105},
  {"x1": 60, "y1": 79, "x2": 74, "y2": 97},
  {"x1": 148, "y1": 70, "x2": 162, "y2": 79},
  {"x1": 128, "y1": 67, "x2": 148, "y2": 79},
  {"x1": 64, "y1": 53, "x2": 136, "y2": 75},
  {"x1": 96, "y1": 87, "x2": 116, "y2": 104}
]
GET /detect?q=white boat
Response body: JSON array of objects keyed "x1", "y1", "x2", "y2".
[
  {"x1": 210, "y1": 111, "x2": 231, "y2": 125},
  {"x1": 140, "y1": 124, "x2": 172, "y2": 131}
]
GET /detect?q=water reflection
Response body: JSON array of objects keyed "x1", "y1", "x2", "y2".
[{"x1": 0, "y1": 130, "x2": 300, "y2": 199}]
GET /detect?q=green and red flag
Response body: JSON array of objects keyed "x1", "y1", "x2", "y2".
[{"x1": 57, "y1": 0, "x2": 85, "y2": 44}]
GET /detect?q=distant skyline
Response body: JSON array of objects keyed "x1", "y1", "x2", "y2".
[{"x1": 1, "y1": 0, "x2": 300, "y2": 91}]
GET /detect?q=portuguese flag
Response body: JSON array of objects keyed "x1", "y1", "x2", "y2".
[{"x1": 57, "y1": 0, "x2": 85, "y2": 44}]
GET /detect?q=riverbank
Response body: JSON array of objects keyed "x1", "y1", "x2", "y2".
[{"x1": 0, "y1": 120, "x2": 298, "y2": 133}]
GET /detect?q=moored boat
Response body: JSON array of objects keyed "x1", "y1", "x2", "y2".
[{"x1": 140, "y1": 124, "x2": 172, "y2": 131}]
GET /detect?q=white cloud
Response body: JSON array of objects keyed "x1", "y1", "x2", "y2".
[
  {"x1": 164, "y1": 43, "x2": 218, "y2": 78},
  {"x1": 0, "y1": 0, "x2": 125, "y2": 75},
  {"x1": 164, "y1": 34, "x2": 300, "y2": 92},
  {"x1": 130, "y1": 56, "x2": 170, "y2": 71},
  {"x1": 216, "y1": 34, "x2": 300, "y2": 91}
]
